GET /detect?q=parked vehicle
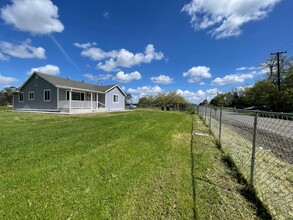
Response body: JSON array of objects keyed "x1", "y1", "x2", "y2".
[{"x1": 245, "y1": 105, "x2": 272, "y2": 111}]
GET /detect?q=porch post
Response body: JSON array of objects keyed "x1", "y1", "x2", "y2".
[
  {"x1": 69, "y1": 90, "x2": 72, "y2": 113},
  {"x1": 57, "y1": 87, "x2": 59, "y2": 111},
  {"x1": 90, "y1": 92, "x2": 93, "y2": 110},
  {"x1": 96, "y1": 93, "x2": 99, "y2": 109}
]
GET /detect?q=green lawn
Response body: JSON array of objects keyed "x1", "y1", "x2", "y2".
[{"x1": 0, "y1": 109, "x2": 259, "y2": 219}]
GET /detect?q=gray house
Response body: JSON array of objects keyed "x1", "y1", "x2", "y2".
[{"x1": 13, "y1": 72, "x2": 126, "y2": 113}]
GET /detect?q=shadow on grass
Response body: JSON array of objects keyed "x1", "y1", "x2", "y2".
[
  {"x1": 221, "y1": 155, "x2": 272, "y2": 220},
  {"x1": 190, "y1": 114, "x2": 197, "y2": 220}
]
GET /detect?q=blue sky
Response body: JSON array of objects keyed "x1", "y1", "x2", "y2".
[{"x1": 1, "y1": 0, "x2": 293, "y2": 103}]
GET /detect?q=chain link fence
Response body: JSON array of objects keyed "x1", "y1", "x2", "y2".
[{"x1": 198, "y1": 105, "x2": 293, "y2": 219}]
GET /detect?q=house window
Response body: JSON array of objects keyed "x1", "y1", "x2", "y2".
[
  {"x1": 19, "y1": 92, "x2": 24, "y2": 102},
  {"x1": 113, "y1": 94, "x2": 119, "y2": 103},
  {"x1": 28, "y1": 91, "x2": 34, "y2": 100},
  {"x1": 44, "y1": 89, "x2": 51, "y2": 101},
  {"x1": 66, "y1": 91, "x2": 85, "y2": 101}
]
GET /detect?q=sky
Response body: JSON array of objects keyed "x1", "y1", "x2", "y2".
[{"x1": 1, "y1": 0, "x2": 293, "y2": 104}]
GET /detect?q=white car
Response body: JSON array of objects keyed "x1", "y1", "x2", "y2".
[{"x1": 130, "y1": 104, "x2": 136, "y2": 109}]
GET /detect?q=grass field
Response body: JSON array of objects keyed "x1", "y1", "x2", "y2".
[
  {"x1": 0, "y1": 108, "x2": 260, "y2": 219},
  {"x1": 209, "y1": 117, "x2": 293, "y2": 219}
]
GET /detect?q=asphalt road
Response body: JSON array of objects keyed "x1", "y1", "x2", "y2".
[
  {"x1": 221, "y1": 111, "x2": 293, "y2": 139},
  {"x1": 206, "y1": 108, "x2": 293, "y2": 164}
]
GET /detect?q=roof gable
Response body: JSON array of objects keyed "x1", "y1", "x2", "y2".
[
  {"x1": 105, "y1": 85, "x2": 127, "y2": 96},
  {"x1": 19, "y1": 72, "x2": 121, "y2": 94}
]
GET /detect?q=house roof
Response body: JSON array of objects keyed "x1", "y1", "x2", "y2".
[
  {"x1": 17, "y1": 72, "x2": 126, "y2": 96},
  {"x1": 36, "y1": 72, "x2": 115, "y2": 92}
]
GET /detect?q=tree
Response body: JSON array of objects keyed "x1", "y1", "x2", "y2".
[
  {"x1": 0, "y1": 86, "x2": 17, "y2": 106},
  {"x1": 138, "y1": 96, "x2": 151, "y2": 107},
  {"x1": 244, "y1": 80, "x2": 278, "y2": 109},
  {"x1": 138, "y1": 92, "x2": 188, "y2": 109},
  {"x1": 125, "y1": 93, "x2": 133, "y2": 104},
  {"x1": 261, "y1": 55, "x2": 293, "y2": 88}
]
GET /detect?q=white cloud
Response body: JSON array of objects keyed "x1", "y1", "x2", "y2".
[
  {"x1": 211, "y1": 73, "x2": 253, "y2": 85},
  {"x1": 183, "y1": 66, "x2": 212, "y2": 83},
  {"x1": 83, "y1": 73, "x2": 112, "y2": 82},
  {"x1": 199, "y1": 82, "x2": 206, "y2": 85},
  {"x1": 113, "y1": 71, "x2": 142, "y2": 83},
  {"x1": 73, "y1": 42, "x2": 97, "y2": 49},
  {"x1": 1, "y1": 0, "x2": 64, "y2": 35},
  {"x1": 28, "y1": 64, "x2": 60, "y2": 75},
  {"x1": 150, "y1": 74, "x2": 174, "y2": 84},
  {"x1": 234, "y1": 85, "x2": 253, "y2": 92},
  {"x1": 182, "y1": 0, "x2": 280, "y2": 39},
  {"x1": 176, "y1": 88, "x2": 220, "y2": 104},
  {"x1": 76, "y1": 43, "x2": 164, "y2": 72},
  {"x1": 0, "y1": 39, "x2": 46, "y2": 59},
  {"x1": 0, "y1": 75, "x2": 19, "y2": 84},
  {"x1": 127, "y1": 85, "x2": 163, "y2": 97},
  {"x1": 0, "y1": 52, "x2": 9, "y2": 61},
  {"x1": 236, "y1": 66, "x2": 257, "y2": 71}
]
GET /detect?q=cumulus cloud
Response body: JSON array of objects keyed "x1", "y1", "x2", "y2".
[
  {"x1": 1, "y1": 0, "x2": 64, "y2": 35},
  {"x1": 75, "y1": 43, "x2": 164, "y2": 72},
  {"x1": 113, "y1": 71, "x2": 142, "y2": 83},
  {"x1": 28, "y1": 64, "x2": 60, "y2": 75},
  {"x1": 127, "y1": 85, "x2": 163, "y2": 97},
  {"x1": 0, "y1": 39, "x2": 46, "y2": 59},
  {"x1": 83, "y1": 73, "x2": 112, "y2": 82},
  {"x1": 176, "y1": 88, "x2": 220, "y2": 103},
  {"x1": 0, "y1": 75, "x2": 19, "y2": 84},
  {"x1": 183, "y1": 66, "x2": 212, "y2": 83},
  {"x1": 182, "y1": 0, "x2": 280, "y2": 39},
  {"x1": 150, "y1": 74, "x2": 174, "y2": 84},
  {"x1": 211, "y1": 73, "x2": 253, "y2": 85}
]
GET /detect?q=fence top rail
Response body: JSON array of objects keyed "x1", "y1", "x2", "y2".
[{"x1": 204, "y1": 105, "x2": 293, "y2": 118}]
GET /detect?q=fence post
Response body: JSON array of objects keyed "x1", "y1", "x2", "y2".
[
  {"x1": 219, "y1": 107, "x2": 222, "y2": 143},
  {"x1": 197, "y1": 105, "x2": 199, "y2": 115},
  {"x1": 250, "y1": 112, "x2": 258, "y2": 187},
  {"x1": 209, "y1": 106, "x2": 212, "y2": 130},
  {"x1": 204, "y1": 104, "x2": 207, "y2": 125}
]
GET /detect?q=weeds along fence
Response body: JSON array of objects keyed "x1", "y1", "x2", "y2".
[{"x1": 198, "y1": 105, "x2": 293, "y2": 220}]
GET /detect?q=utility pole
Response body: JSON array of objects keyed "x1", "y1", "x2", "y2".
[{"x1": 271, "y1": 51, "x2": 287, "y2": 91}]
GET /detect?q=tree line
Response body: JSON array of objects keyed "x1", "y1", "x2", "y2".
[
  {"x1": 210, "y1": 55, "x2": 293, "y2": 112},
  {"x1": 138, "y1": 92, "x2": 188, "y2": 109},
  {"x1": 0, "y1": 86, "x2": 16, "y2": 106}
]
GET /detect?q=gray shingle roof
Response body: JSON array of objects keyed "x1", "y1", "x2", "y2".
[{"x1": 35, "y1": 72, "x2": 116, "y2": 93}]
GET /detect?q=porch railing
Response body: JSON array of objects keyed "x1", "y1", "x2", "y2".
[{"x1": 59, "y1": 101, "x2": 100, "y2": 109}]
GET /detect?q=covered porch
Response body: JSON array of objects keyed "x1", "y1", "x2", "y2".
[{"x1": 57, "y1": 88, "x2": 107, "y2": 113}]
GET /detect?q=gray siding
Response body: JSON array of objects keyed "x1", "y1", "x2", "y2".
[
  {"x1": 106, "y1": 87, "x2": 125, "y2": 110},
  {"x1": 13, "y1": 74, "x2": 57, "y2": 110},
  {"x1": 59, "y1": 88, "x2": 66, "y2": 100}
]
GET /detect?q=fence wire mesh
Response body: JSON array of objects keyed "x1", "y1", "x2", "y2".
[{"x1": 198, "y1": 105, "x2": 293, "y2": 220}]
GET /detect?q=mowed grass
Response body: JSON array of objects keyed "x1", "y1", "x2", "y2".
[
  {"x1": 0, "y1": 109, "x2": 259, "y2": 219},
  {"x1": 0, "y1": 109, "x2": 194, "y2": 219}
]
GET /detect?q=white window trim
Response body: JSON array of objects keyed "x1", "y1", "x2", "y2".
[
  {"x1": 66, "y1": 90, "x2": 85, "y2": 101},
  {"x1": 113, "y1": 94, "x2": 119, "y2": 103},
  {"x1": 28, "y1": 91, "x2": 34, "y2": 100},
  {"x1": 19, "y1": 92, "x2": 24, "y2": 102},
  {"x1": 44, "y1": 89, "x2": 51, "y2": 102}
]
